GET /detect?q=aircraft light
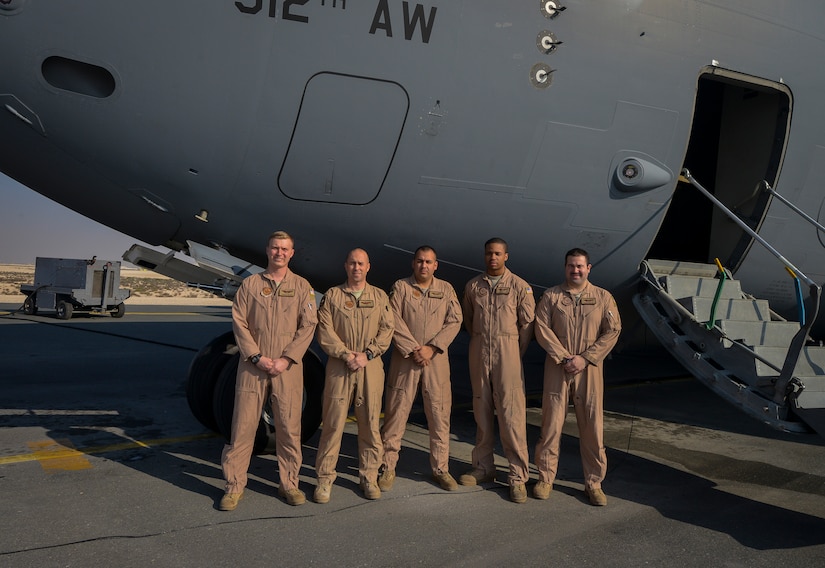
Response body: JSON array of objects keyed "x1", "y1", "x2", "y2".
[
  {"x1": 195, "y1": 209, "x2": 209, "y2": 223},
  {"x1": 610, "y1": 156, "x2": 673, "y2": 195}
]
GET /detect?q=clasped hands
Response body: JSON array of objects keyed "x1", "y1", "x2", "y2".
[{"x1": 255, "y1": 356, "x2": 291, "y2": 376}]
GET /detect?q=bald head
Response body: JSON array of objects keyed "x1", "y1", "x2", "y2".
[{"x1": 345, "y1": 248, "x2": 370, "y2": 289}]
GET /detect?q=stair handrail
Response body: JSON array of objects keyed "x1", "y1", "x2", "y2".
[
  {"x1": 704, "y1": 258, "x2": 728, "y2": 331},
  {"x1": 680, "y1": 169, "x2": 822, "y2": 405},
  {"x1": 764, "y1": 183, "x2": 825, "y2": 235},
  {"x1": 638, "y1": 260, "x2": 783, "y2": 375},
  {"x1": 680, "y1": 169, "x2": 817, "y2": 288}
]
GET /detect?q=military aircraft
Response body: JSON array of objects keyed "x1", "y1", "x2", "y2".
[{"x1": 3, "y1": 0, "x2": 825, "y2": 445}]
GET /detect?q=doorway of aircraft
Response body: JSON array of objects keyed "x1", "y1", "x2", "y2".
[{"x1": 647, "y1": 68, "x2": 792, "y2": 271}]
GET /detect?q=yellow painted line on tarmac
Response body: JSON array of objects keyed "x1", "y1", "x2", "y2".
[
  {"x1": 27, "y1": 439, "x2": 92, "y2": 471},
  {"x1": 2, "y1": 432, "x2": 219, "y2": 469}
]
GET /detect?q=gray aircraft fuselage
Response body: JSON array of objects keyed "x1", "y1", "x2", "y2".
[{"x1": 1, "y1": 1, "x2": 824, "y2": 325}]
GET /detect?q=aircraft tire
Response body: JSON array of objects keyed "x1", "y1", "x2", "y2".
[
  {"x1": 186, "y1": 331, "x2": 235, "y2": 434},
  {"x1": 212, "y1": 352, "x2": 271, "y2": 454},
  {"x1": 299, "y1": 350, "x2": 325, "y2": 444},
  {"x1": 112, "y1": 303, "x2": 126, "y2": 318},
  {"x1": 211, "y1": 349, "x2": 326, "y2": 455}
]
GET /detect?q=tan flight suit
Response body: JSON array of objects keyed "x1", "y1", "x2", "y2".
[
  {"x1": 462, "y1": 269, "x2": 535, "y2": 485},
  {"x1": 381, "y1": 276, "x2": 463, "y2": 475},
  {"x1": 534, "y1": 282, "x2": 621, "y2": 491},
  {"x1": 222, "y1": 270, "x2": 317, "y2": 494},
  {"x1": 315, "y1": 283, "x2": 394, "y2": 486}
]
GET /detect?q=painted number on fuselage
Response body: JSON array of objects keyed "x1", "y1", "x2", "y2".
[
  {"x1": 234, "y1": 0, "x2": 318, "y2": 20},
  {"x1": 234, "y1": 0, "x2": 437, "y2": 44}
]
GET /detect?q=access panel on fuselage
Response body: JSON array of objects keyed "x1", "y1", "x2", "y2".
[{"x1": 278, "y1": 72, "x2": 409, "y2": 205}]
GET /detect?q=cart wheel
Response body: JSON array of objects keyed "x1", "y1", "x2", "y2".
[
  {"x1": 56, "y1": 300, "x2": 73, "y2": 320},
  {"x1": 112, "y1": 303, "x2": 126, "y2": 318},
  {"x1": 23, "y1": 295, "x2": 37, "y2": 315}
]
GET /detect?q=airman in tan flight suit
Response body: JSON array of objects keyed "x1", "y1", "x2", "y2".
[
  {"x1": 220, "y1": 231, "x2": 317, "y2": 510},
  {"x1": 533, "y1": 248, "x2": 621, "y2": 506},
  {"x1": 378, "y1": 246, "x2": 463, "y2": 492},
  {"x1": 314, "y1": 248, "x2": 394, "y2": 503},
  {"x1": 459, "y1": 238, "x2": 535, "y2": 504}
]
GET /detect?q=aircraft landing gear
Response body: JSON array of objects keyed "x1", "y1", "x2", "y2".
[{"x1": 186, "y1": 332, "x2": 325, "y2": 454}]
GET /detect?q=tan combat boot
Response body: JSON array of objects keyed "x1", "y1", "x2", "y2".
[
  {"x1": 218, "y1": 492, "x2": 243, "y2": 511},
  {"x1": 378, "y1": 468, "x2": 395, "y2": 491},
  {"x1": 278, "y1": 486, "x2": 307, "y2": 506},
  {"x1": 432, "y1": 472, "x2": 458, "y2": 491},
  {"x1": 510, "y1": 483, "x2": 527, "y2": 504},
  {"x1": 314, "y1": 481, "x2": 332, "y2": 504},
  {"x1": 585, "y1": 487, "x2": 607, "y2": 506},
  {"x1": 458, "y1": 468, "x2": 495, "y2": 486},
  {"x1": 533, "y1": 481, "x2": 553, "y2": 500}
]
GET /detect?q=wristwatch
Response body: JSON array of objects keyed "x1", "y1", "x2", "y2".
[
  {"x1": 365, "y1": 350, "x2": 375, "y2": 361},
  {"x1": 250, "y1": 353, "x2": 262, "y2": 365}
]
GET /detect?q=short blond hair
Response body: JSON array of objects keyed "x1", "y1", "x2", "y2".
[{"x1": 268, "y1": 231, "x2": 294, "y2": 247}]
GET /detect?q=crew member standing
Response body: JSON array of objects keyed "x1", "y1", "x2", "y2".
[
  {"x1": 459, "y1": 237, "x2": 535, "y2": 504},
  {"x1": 533, "y1": 248, "x2": 621, "y2": 506},
  {"x1": 378, "y1": 245, "x2": 463, "y2": 491},
  {"x1": 219, "y1": 231, "x2": 317, "y2": 510},
  {"x1": 314, "y1": 248, "x2": 394, "y2": 503}
]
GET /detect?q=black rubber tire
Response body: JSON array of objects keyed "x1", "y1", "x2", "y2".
[
  {"x1": 299, "y1": 350, "x2": 325, "y2": 443},
  {"x1": 111, "y1": 303, "x2": 126, "y2": 318},
  {"x1": 56, "y1": 300, "x2": 73, "y2": 320},
  {"x1": 211, "y1": 349, "x2": 326, "y2": 455},
  {"x1": 186, "y1": 331, "x2": 235, "y2": 434},
  {"x1": 23, "y1": 295, "x2": 37, "y2": 315},
  {"x1": 212, "y1": 353, "x2": 271, "y2": 453}
]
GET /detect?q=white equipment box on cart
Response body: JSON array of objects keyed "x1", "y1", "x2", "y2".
[{"x1": 19, "y1": 257, "x2": 131, "y2": 319}]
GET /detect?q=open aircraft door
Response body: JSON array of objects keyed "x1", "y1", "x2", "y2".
[
  {"x1": 634, "y1": 69, "x2": 825, "y2": 437},
  {"x1": 647, "y1": 67, "x2": 792, "y2": 269}
]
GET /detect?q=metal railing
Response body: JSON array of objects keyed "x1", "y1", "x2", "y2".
[{"x1": 680, "y1": 169, "x2": 822, "y2": 403}]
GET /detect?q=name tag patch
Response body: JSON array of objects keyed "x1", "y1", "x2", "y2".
[
  {"x1": 495, "y1": 287, "x2": 510, "y2": 295},
  {"x1": 358, "y1": 299, "x2": 375, "y2": 308},
  {"x1": 428, "y1": 290, "x2": 444, "y2": 299},
  {"x1": 581, "y1": 297, "x2": 596, "y2": 305},
  {"x1": 278, "y1": 288, "x2": 295, "y2": 297}
]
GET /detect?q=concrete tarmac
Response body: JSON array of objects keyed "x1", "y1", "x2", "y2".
[{"x1": 1, "y1": 303, "x2": 824, "y2": 567}]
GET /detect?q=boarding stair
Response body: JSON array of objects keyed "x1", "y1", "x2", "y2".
[{"x1": 633, "y1": 170, "x2": 825, "y2": 437}]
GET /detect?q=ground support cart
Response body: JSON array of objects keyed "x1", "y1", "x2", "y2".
[{"x1": 19, "y1": 257, "x2": 131, "y2": 319}]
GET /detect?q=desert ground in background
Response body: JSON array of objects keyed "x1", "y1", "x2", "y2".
[{"x1": 0, "y1": 264, "x2": 231, "y2": 306}]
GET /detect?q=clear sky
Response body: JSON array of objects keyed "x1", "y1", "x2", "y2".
[{"x1": 1, "y1": 172, "x2": 153, "y2": 265}]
